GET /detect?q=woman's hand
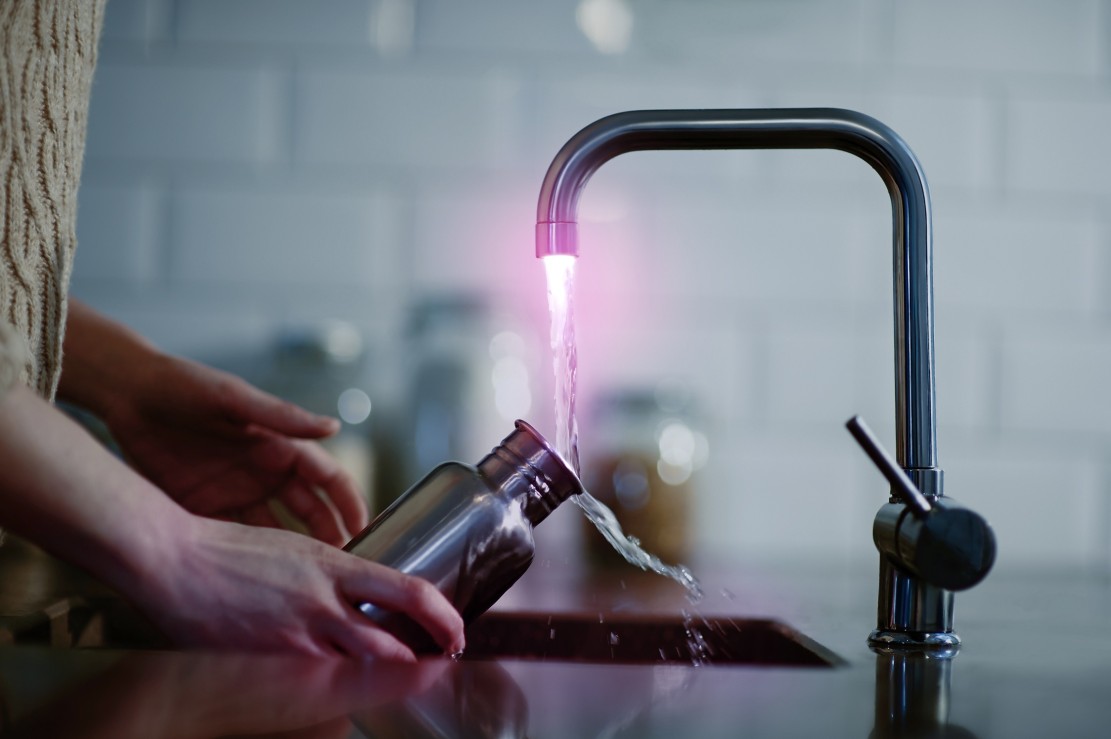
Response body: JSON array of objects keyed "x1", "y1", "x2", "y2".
[
  {"x1": 59, "y1": 301, "x2": 368, "y2": 545},
  {"x1": 144, "y1": 515, "x2": 465, "y2": 659},
  {"x1": 0, "y1": 383, "x2": 465, "y2": 658},
  {"x1": 106, "y1": 353, "x2": 366, "y2": 545}
]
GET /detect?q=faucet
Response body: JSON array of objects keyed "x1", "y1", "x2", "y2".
[{"x1": 534, "y1": 108, "x2": 995, "y2": 649}]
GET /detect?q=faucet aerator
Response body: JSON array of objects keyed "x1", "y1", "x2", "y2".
[{"x1": 536, "y1": 222, "x2": 580, "y2": 258}]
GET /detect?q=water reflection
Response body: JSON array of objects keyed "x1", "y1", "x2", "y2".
[
  {"x1": 0, "y1": 652, "x2": 527, "y2": 738},
  {"x1": 871, "y1": 648, "x2": 979, "y2": 739}
]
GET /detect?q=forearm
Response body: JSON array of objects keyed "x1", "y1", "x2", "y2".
[
  {"x1": 0, "y1": 383, "x2": 190, "y2": 603},
  {"x1": 57, "y1": 299, "x2": 162, "y2": 419}
]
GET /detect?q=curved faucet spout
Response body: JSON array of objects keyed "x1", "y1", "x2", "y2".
[{"x1": 534, "y1": 108, "x2": 940, "y2": 479}]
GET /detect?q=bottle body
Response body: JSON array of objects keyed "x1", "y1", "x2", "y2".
[
  {"x1": 344, "y1": 420, "x2": 581, "y2": 650},
  {"x1": 346, "y1": 461, "x2": 536, "y2": 626}
]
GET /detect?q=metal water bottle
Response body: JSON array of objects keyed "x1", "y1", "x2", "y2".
[{"x1": 344, "y1": 420, "x2": 582, "y2": 650}]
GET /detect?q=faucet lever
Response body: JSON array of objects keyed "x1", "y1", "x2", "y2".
[
  {"x1": 846, "y1": 415, "x2": 931, "y2": 517},
  {"x1": 848, "y1": 415, "x2": 997, "y2": 593}
]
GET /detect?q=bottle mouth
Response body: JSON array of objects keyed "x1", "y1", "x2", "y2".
[
  {"x1": 511, "y1": 419, "x2": 580, "y2": 486},
  {"x1": 478, "y1": 420, "x2": 584, "y2": 525}
]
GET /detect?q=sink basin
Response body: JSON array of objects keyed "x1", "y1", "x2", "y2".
[{"x1": 462, "y1": 612, "x2": 842, "y2": 667}]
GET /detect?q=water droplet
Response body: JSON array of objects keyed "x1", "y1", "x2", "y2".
[
  {"x1": 450, "y1": 650, "x2": 465, "y2": 661},
  {"x1": 720, "y1": 587, "x2": 736, "y2": 601},
  {"x1": 609, "y1": 632, "x2": 619, "y2": 645}
]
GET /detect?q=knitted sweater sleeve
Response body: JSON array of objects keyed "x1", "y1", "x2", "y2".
[
  {"x1": 0, "y1": 1, "x2": 105, "y2": 401},
  {"x1": 0, "y1": 320, "x2": 28, "y2": 398}
]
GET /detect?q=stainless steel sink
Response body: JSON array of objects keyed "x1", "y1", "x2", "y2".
[{"x1": 462, "y1": 611, "x2": 842, "y2": 667}]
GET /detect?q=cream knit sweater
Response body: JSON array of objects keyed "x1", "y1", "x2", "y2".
[{"x1": 0, "y1": 0, "x2": 105, "y2": 400}]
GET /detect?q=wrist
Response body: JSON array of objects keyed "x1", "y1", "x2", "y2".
[
  {"x1": 58, "y1": 301, "x2": 163, "y2": 420},
  {"x1": 101, "y1": 490, "x2": 200, "y2": 611}
]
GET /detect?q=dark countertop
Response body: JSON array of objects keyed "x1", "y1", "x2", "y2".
[{"x1": 1, "y1": 537, "x2": 1110, "y2": 738}]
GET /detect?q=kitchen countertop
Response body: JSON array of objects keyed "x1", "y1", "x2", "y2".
[{"x1": 1, "y1": 537, "x2": 1110, "y2": 738}]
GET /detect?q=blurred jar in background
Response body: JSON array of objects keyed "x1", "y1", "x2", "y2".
[
  {"x1": 264, "y1": 321, "x2": 377, "y2": 511},
  {"x1": 372, "y1": 295, "x2": 538, "y2": 513},
  {"x1": 582, "y1": 385, "x2": 708, "y2": 568}
]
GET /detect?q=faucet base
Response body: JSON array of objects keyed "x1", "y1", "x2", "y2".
[
  {"x1": 868, "y1": 629, "x2": 960, "y2": 654},
  {"x1": 873, "y1": 556, "x2": 956, "y2": 650}
]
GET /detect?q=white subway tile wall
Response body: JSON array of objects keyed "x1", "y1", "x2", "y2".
[
  {"x1": 73, "y1": 0, "x2": 1111, "y2": 573},
  {"x1": 171, "y1": 185, "x2": 405, "y2": 287},
  {"x1": 86, "y1": 61, "x2": 288, "y2": 164}
]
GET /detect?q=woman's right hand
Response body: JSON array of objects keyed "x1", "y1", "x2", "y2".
[{"x1": 138, "y1": 514, "x2": 465, "y2": 660}]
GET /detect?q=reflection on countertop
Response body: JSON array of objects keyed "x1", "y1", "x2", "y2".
[
  {"x1": 0, "y1": 649, "x2": 532, "y2": 739},
  {"x1": 2, "y1": 536, "x2": 1111, "y2": 737}
]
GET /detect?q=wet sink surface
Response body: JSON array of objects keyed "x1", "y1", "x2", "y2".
[{"x1": 463, "y1": 612, "x2": 842, "y2": 667}]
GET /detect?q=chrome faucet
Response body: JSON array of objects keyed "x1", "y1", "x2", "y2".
[{"x1": 534, "y1": 109, "x2": 995, "y2": 649}]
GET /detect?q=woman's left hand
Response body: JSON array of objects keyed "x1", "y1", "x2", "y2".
[
  {"x1": 102, "y1": 353, "x2": 368, "y2": 546},
  {"x1": 58, "y1": 300, "x2": 368, "y2": 546}
]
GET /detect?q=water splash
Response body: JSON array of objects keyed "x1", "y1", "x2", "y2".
[
  {"x1": 543, "y1": 253, "x2": 703, "y2": 603},
  {"x1": 681, "y1": 609, "x2": 710, "y2": 667},
  {"x1": 573, "y1": 490, "x2": 703, "y2": 601}
]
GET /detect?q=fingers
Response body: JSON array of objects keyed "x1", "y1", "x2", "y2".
[
  {"x1": 217, "y1": 373, "x2": 340, "y2": 440},
  {"x1": 322, "y1": 615, "x2": 417, "y2": 663},
  {"x1": 332, "y1": 657, "x2": 449, "y2": 706},
  {"x1": 177, "y1": 466, "x2": 273, "y2": 516},
  {"x1": 291, "y1": 440, "x2": 369, "y2": 536},
  {"x1": 280, "y1": 478, "x2": 346, "y2": 546},
  {"x1": 241, "y1": 501, "x2": 282, "y2": 529},
  {"x1": 247, "y1": 437, "x2": 368, "y2": 543},
  {"x1": 339, "y1": 563, "x2": 465, "y2": 656}
]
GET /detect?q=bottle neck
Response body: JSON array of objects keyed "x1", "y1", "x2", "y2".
[{"x1": 477, "y1": 420, "x2": 583, "y2": 526}]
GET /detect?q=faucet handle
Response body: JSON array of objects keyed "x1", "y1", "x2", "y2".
[
  {"x1": 847, "y1": 415, "x2": 997, "y2": 592},
  {"x1": 845, "y1": 416, "x2": 932, "y2": 517},
  {"x1": 891, "y1": 498, "x2": 997, "y2": 591}
]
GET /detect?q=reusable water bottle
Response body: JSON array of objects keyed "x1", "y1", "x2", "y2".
[{"x1": 344, "y1": 419, "x2": 583, "y2": 651}]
